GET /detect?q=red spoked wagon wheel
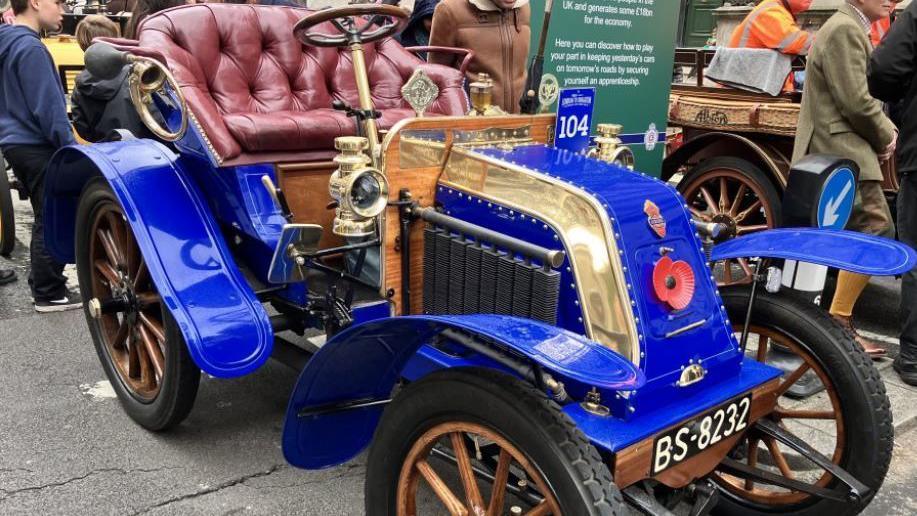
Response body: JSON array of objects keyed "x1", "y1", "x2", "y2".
[
  {"x1": 679, "y1": 157, "x2": 781, "y2": 286},
  {"x1": 365, "y1": 368, "x2": 624, "y2": 515},
  {"x1": 76, "y1": 178, "x2": 199, "y2": 431},
  {"x1": 714, "y1": 288, "x2": 892, "y2": 516}
]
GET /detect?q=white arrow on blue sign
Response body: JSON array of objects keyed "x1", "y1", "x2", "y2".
[{"x1": 816, "y1": 167, "x2": 856, "y2": 230}]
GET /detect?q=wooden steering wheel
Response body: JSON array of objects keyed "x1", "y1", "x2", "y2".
[{"x1": 293, "y1": 4, "x2": 409, "y2": 48}]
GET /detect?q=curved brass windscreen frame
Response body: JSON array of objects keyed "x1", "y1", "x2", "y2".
[{"x1": 440, "y1": 147, "x2": 640, "y2": 364}]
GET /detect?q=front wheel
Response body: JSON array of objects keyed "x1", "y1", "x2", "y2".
[
  {"x1": 713, "y1": 288, "x2": 892, "y2": 515},
  {"x1": 76, "y1": 178, "x2": 200, "y2": 431},
  {"x1": 365, "y1": 368, "x2": 624, "y2": 515}
]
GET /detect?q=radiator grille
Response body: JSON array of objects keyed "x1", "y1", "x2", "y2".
[{"x1": 422, "y1": 225, "x2": 561, "y2": 324}]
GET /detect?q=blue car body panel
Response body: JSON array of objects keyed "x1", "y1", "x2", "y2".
[
  {"x1": 565, "y1": 359, "x2": 781, "y2": 452},
  {"x1": 711, "y1": 228, "x2": 917, "y2": 276},
  {"x1": 443, "y1": 145, "x2": 742, "y2": 416},
  {"x1": 43, "y1": 141, "x2": 274, "y2": 377},
  {"x1": 282, "y1": 314, "x2": 644, "y2": 469}
]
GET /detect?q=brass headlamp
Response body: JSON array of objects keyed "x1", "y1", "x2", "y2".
[
  {"x1": 588, "y1": 123, "x2": 635, "y2": 170},
  {"x1": 468, "y1": 73, "x2": 505, "y2": 117},
  {"x1": 329, "y1": 136, "x2": 389, "y2": 237}
]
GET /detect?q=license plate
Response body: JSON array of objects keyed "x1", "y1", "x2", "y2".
[{"x1": 651, "y1": 394, "x2": 752, "y2": 475}]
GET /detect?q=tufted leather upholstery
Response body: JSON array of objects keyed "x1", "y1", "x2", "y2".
[{"x1": 136, "y1": 5, "x2": 468, "y2": 164}]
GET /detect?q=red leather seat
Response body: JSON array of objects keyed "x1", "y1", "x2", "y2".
[{"x1": 136, "y1": 4, "x2": 469, "y2": 165}]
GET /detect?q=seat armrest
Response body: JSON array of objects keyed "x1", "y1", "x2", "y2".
[{"x1": 405, "y1": 46, "x2": 474, "y2": 76}]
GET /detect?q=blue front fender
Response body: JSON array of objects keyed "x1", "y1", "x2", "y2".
[
  {"x1": 711, "y1": 228, "x2": 917, "y2": 276},
  {"x1": 282, "y1": 314, "x2": 644, "y2": 469},
  {"x1": 43, "y1": 141, "x2": 273, "y2": 377}
]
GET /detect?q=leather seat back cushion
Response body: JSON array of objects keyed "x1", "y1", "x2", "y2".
[{"x1": 137, "y1": 4, "x2": 469, "y2": 162}]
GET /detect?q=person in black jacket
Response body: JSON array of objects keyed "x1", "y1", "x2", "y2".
[{"x1": 868, "y1": 1, "x2": 917, "y2": 386}]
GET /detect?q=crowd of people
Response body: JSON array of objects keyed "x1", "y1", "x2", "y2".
[{"x1": 726, "y1": 0, "x2": 917, "y2": 386}]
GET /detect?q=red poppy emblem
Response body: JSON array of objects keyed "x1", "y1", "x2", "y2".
[
  {"x1": 644, "y1": 200, "x2": 666, "y2": 238},
  {"x1": 652, "y1": 255, "x2": 696, "y2": 310}
]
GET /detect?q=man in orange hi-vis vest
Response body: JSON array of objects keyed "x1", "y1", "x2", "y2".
[
  {"x1": 872, "y1": 16, "x2": 891, "y2": 46},
  {"x1": 729, "y1": 0, "x2": 814, "y2": 91}
]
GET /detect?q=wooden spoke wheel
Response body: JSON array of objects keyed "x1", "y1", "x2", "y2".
[
  {"x1": 88, "y1": 201, "x2": 163, "y2": 400},
  {"x1": 679, "y1": 157, "x2": 781, "y2": 286},
  {"x1": 716, "y1": 288, "x2": 892, "y2": 515},
  {"x1": 715, "y1": 325, "x2": 843, "y2": 506},
  {"x1": 76, "y1": 178, "x2": 199, "y2": 430},
  {"x1": 365, "y1": 369, "x2": 624, "y2": 515},
  {"x1": 0, "y1": 160, "x2": 16, "y2": 257},
  {"x1": 398, "y1": 422, "x2": 561, "y2": 516}
]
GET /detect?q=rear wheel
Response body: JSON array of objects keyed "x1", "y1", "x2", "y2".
[
  {"x1": 76, "y1": 178, "x2": 200, "y2": 431},
  {"x1": 0, "y1": 155, "x2": 16, "y2": 256},
  {"x1": 679, "y1": 157, "x2": 782, "y2": 286},
  {"x1": 713, "y1": 289, "x2": 892, "y2": 515},
  {"x1": 365, "y1": 368, "x2": 623, "y2": 515}
]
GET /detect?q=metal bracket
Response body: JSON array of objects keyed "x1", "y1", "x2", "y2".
[
  {"x1": 297, "y1": 396, "x2": 391, "y2": 418},
  {"x1": 755, "y1": 418, "x2": 870, "y2": 502}
]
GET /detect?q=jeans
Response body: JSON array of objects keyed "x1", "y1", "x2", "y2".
[
  {"x1": 2, "y1": 145, "x2": 67, "y2": 302},
  {"x1": 898, "y1": 173, "x2": 917, "y2": 364}
]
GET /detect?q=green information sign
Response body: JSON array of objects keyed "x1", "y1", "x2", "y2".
[{"x1": 529, "y1": 0, "x2": 679, "y2": 175}]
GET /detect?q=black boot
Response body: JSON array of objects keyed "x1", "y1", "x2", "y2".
[
  {"x1": 893, "y1": 359, "x2": 917, "y2": 387},
  {"x1": 0, "y1": 269, "x2": 16, "y2": 285}
]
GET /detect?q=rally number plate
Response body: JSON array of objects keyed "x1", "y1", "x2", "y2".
[{"x1": 652, "y1": 394, "x2": 752, "y2": 475}]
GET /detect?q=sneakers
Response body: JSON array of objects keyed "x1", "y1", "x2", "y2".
[{"x1": 34, "y1": 290, "x2": 83, "y2": 313}]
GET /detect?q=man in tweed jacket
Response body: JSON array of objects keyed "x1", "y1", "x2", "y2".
[{"x1": 792, "y1": 0, "x2": 897, "y2": 356}]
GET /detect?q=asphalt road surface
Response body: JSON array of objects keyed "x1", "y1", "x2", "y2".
[{"x1": 2, "y1": 196, "x2": 916, "y2": 515}]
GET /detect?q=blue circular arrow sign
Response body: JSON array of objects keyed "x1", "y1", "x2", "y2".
[{"x1": 816, "y1": 167, "x2": 856, "y2": 230}]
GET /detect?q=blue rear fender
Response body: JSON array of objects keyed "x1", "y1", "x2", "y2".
[
  {"x1": 43, "y1": 141, "x2": 273, "y2": 377},
  {"x1": 281, "y1": 314, "x2": 645, "y2": 469}
]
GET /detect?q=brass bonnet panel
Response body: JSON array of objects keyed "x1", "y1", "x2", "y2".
[{"x1": 440, "y1": 147, "x2": 639, "y2": 363}]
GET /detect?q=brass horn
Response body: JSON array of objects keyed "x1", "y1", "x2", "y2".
[{"x1": 126, "y1": 56, "x2": 189, "y2": 142}]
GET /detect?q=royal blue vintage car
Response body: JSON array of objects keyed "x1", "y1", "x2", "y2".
[{"x1": 41, "y1": 3, "x2": 915, "y2": 515}]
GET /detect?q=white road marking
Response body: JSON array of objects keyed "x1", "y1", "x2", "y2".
[
  {"x1": 79, "y1": 380, "x2": 116, "y2": 400},
  {"x1": 859, "y1": 329, "x2": 900, "y2": 346},
  {"x1": 308, "y1": 335, "x2": 327, "y2": 348}
]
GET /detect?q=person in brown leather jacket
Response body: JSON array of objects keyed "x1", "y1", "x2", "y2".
[{"x1": 428, "y1": 0, "x2": 530, "y2": 113}]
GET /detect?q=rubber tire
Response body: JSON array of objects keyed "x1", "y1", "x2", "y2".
[
  {"x1": 716, "y1": 288, "x2": 893, "y2": 516},
  {"x1": 679, "y1": 157, "x2": 783, "y2": 230},
  {"x1": 365, "y1": 368, "x2": 624, "y2": 516},
  {"x1": 0, "y1": 154, "x2": 16, "y2": 257},
  {"x1": 76, "y1": 178, "x2": 200, "y2": 431}
]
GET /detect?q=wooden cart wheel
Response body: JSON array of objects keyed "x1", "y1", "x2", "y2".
[
  {"x1": 76, "y1": 178, "x2": 199, "y2": 430},
  {"x1": 679, "y1": 157, "x2": 781, "y2": 286},
  {"x1": 0, "y1": 158, "x2": 16, "y2": 257},
  {"x1": 398, "y1": 421, "x2": 561, "y2": 516},
  {"x1": 714, "y1": 289, "x2": 892, "y2": 515},
  {"x1": 365, "y1": 368, "x2": 624, "y2": 515}
]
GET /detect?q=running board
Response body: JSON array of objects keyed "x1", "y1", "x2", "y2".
[{"x1": 718, "y1": 419, "x2": 870, "y2": 503}]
